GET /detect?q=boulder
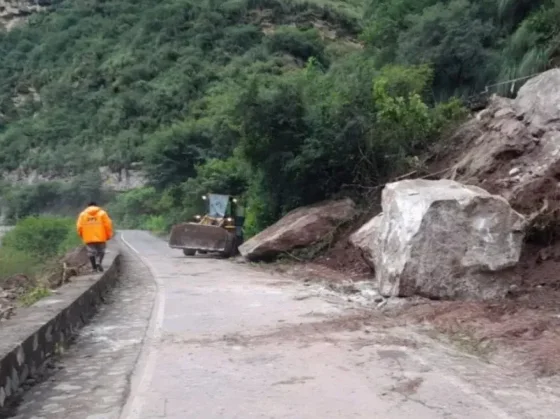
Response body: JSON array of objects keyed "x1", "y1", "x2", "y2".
[
  {"x1": 349, "y1": 215, "x2": 382, "y2": 269},
  {"x1": 515, "y1": 69, "x2": 560, "y2": 128},
  {"x1": 440, "y1": 69, "x2": 560, "y2": 217},
  {"x1": 355, "y1": 179, "x2": 526, "y2": 300},
  {"x1": 43, "y1": 245, "x2": 90, "y2": 287},
  {"x1": 239, "y1": 198, "x2": 356, "y2": 261}
]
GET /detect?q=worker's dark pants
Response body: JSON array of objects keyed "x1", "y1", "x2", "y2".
[{"x1": 86, "y1": 242, "x2": 106, "y2": 269}]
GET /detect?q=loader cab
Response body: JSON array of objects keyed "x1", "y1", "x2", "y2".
[
  {"x1": 199, "y1": 193, "x2": 244, "y2": 242},
  {"x1": 169, "y1": 193, "x2": 245, "y2": 257}
]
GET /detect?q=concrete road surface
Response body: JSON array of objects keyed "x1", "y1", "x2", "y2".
[
  {"x1": 9, "y1": 231, "x2": 560, "y2": 419},
  {"x1": 118, "y1": 231, "x2": 560, "y2": 419}
]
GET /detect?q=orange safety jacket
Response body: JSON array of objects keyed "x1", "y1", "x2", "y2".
[{"x1": 76, "y1": 206, "x2": 113, "y2": 244}]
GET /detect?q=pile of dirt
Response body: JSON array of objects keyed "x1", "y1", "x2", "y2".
[
  {"x1": 434, "y1": 70, "x2": 560, "y2": 222},
  {"x1": 314, "y1": 239, "x2": 373, "y2": 279},
  {"x1": 383, "y1": 230, "x2": 560, "y2": 377},
  {"x1": 397, "y1": 297, "x2": 560, "y2": 376},
  {"x1": 309, "y1": 203, "x2": 379, "y2": 278}
]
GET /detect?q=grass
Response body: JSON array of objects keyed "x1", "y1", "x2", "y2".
[
  {"x1": 19, "y1": 286, "x2": 52, "y2": 307},
  {"x1": 0, "y1": 247, "x2": 38, "y2": 280}
]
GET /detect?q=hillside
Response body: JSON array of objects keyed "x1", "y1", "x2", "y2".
[{"x1": 1, "y1": 0, "x2": 560, "y2": 231}]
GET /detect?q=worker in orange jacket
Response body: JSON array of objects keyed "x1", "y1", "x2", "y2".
[{"x1": 77, "y1": 202, "x2": 114, "y2": 272}]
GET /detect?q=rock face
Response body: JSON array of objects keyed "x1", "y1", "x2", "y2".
[
  {"x1": 239, "y1": 198, "x2": 356, "y2": 261},
  {"x1": 3, "y1": 164, "x2": 148, "y2": 192},
  {"x1": 0, "y1": 0, "x2": 51, "y2": 31},
  {"x1": 353, "y1": 179, "x2": 525, "y2": 300},
  {"x1": 442, "y1": 69, "x2": 560, "y2": 217},
  {"x1": 98, "y1": 165, "x2": 148, "y2": 192}
]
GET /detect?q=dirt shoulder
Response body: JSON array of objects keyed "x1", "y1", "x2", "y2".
[{"x1": 257, "y1": 247, "x2": 560, "y2": 378}]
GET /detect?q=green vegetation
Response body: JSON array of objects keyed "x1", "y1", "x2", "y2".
[
  {"x1": 1, "y1": 0, "x2": 560, "y2": 232},
  {"x1": 2, "y1": 216, "x2": 81, "y2": 262},
  {"x1": 0, "y1": 217, "x2": 81, "y2": 305},
  {"x1": 0, "y1": 246, "x2": 36, "y2": 279},
  {"x1": 19, "y1": 286, "x2": 52, "y2": 307}
]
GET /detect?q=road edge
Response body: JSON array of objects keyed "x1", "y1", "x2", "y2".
[
  {"x1": 0, "y1": 244, "x2": 121, "y2": 409},
  {"x1": 118, "y1": 232, "x2": 166, "y2": 419}
]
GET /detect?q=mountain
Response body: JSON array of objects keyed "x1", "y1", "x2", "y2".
[
  {"x1": 0, "y1": 0, "x2": 559, "y2": 231},
  {"x1": 0, "y1": 0, "x2": 363, "y2": 178}
]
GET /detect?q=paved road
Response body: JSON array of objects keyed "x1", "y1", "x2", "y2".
[
  {"x1": 9, "y1": 231, "x2": 560, "y2": 418},
  {"x1": 119, "y1": 231, "x2": 560, "y2": 419}
]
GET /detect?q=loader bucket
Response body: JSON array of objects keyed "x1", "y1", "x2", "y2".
[{"x1": 168, "y1": 222, "x2": 234, "y2": 255}]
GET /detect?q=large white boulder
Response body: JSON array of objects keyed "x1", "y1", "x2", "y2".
[{"x1": 353, "y1": 179, "x2": 526, "y2": 300}]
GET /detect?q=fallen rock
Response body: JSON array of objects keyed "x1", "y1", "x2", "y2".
[
  {"x1": 356, "y1": 179, "x2": 525, "y2": 300},
  {"x1": 239, "y1": 198, "x2": 356, "y2": 261},
  {"x1": 43, "y1": 245, "x2": 89, "y2": 287},
  {"x1": 62, "y1": 245, "x2": 89, "y2": 268},
  {"x1": 441, "y1": 69, "x2": 560, "y2": 217},
  {"x1": 349, "y1": 215, "x2": 382, "y2": 270}
]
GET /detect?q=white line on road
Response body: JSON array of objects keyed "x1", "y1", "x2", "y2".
[{"x1": 119, "y1": 232, "x2": 167, "y2": 419}]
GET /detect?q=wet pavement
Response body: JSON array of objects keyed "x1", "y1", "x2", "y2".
[
  {"x1": 9, "y1": 231, "x2": 560, "y2": 419},
  {"x1": 119, "y1": 231, "x2": 560, "y2": 419}
]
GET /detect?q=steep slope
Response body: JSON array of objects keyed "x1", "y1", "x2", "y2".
[
  {"x1": 0, "y1": 0, "x2": 363, "y2": 178},
  {"x1": 0, "y1": 0, "x2": 52, "y2": 31}
]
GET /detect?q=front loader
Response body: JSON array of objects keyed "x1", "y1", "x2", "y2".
[{"x1": 168, "y1": 193, "x2": 244, "y2": 258}]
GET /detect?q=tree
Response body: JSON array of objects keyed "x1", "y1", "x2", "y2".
[{"x1": 397, "y1": 0, "x2": 497, "y2": 98}]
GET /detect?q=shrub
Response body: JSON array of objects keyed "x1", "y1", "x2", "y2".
[
  {"x1": 142, "y1": 215, "x2": 168, "y2": 234},
  {"x1": 2, "y1": 216, "x2": 80, "y2": 262}
]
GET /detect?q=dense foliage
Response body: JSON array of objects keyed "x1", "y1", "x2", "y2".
[{"x1": 1, "y1": 0, "x2": 560, "y2": 232}]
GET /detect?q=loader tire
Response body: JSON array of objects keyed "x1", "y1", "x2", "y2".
[{"x1": 183, "y1": 249, "x2": 196, "y2": 256}]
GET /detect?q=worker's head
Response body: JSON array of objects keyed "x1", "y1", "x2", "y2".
[{"x1": 88, "y1": 201, "x2": 98, "y2": 207}]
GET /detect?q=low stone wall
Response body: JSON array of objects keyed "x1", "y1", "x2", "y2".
[{"x1": 0, "y1": 247, "x2": 121, "y2": 407}]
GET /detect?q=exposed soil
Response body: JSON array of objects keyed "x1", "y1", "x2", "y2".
[
  {"x1": 250, "y1": 94, "x2": 560, "y2": 376},
  {"x1": 312, "y1": 205, "x2": 378, "y2": 278},
  {"x1": 314, "y1": 238, "x2": 373, "y2": 279}
]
